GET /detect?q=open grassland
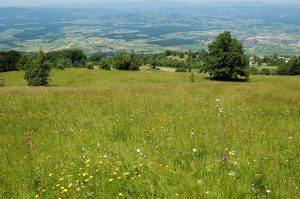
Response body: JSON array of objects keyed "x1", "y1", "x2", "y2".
[{"x1": 0, "y1": 69, "x2": 299, "y2": 198}]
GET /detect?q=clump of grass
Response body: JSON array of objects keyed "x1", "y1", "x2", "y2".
[
  {"x1": 0, "y1": 78, "x2": 4, "y2": 87},
  {"x1": 190, "y1": 72, "x2": 195, "y2": 82}
]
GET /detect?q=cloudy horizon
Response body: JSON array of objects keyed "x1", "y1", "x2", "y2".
[{"x1": 1, "y1": 0, "x2": 299, "y2": 6}]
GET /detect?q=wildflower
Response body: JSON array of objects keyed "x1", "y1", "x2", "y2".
[
  {"x1": 59, "y1": 177, "x2": 63, "y2": 181},
  {"x1": 89, "y1": 176, "x2": 93, "y2": 179},
  {"x1": 77, "y1": 188, "x2": 80, "y2": 191},
  {"x1": 117, "y1": 176, "x2": 122, "y2": 180},
  {"x1": 216, "y1": 99, "x2": 221, "y2": 102},
  {"x1": 48, "y1": 173, "x2": 53, "y2": 177},
  {"x1": 62, "y1": 189, "x2": 68, "y2": 193},
  {"x1": 118, "y1": 193, "x2": 123, "y2": 197},
  {"x1": 228, "y1": 171, "x2": 236, "y2": 177},
  {"x1": 218, "y1": 107, "x2": 224, "y2": 113},
  {"x1": 68, "y1": 183, "x2": 72, "y2": 188},
  {"x1": 266, "y1": 190, "x2": 271, "y2": 193},
  {"x1": 123, "y1": 172, "x2": 130, "y2": 176},
  {"x1": 190, "y1": 132, "x2": 195, "y2": 135},
  {"x1": 82, "y1": 173, "x2": 88, "y2": 177},
  {"x1": 221, "y1": 155, "x2": 227, "y2": 161},
  {"x1": 35, "y1": 195, "x2": 39, "y2": 198},
  {"x1": 229, "y1": 150, "x2": 235, "y2": 156},
  {"x1": 109, "y1": 179, "x2": 113, "y2": 182},
  {"x1": 136, "y1": 149, "x2": 141, "y2": 153},
  {"x1": 192, "y1": 148, "x2": 197, "y2": 153}
]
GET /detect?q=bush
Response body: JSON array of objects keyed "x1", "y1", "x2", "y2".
[
  {"x1": 190, "y1": 72, "x2": 195, "y2": 82},
  {"x1": 113, "y1": 51, "x2": 140, "y2": 71},
  {"x1": 175, "y1": 67, "x2": 187, "y2": 72},
  {"x1": 24, "y1": 51, "x2": 51, "y2": 86},
  {"x1": 99, "y1": 58, "x2": 112, "y2": 70},
  {"x1": 250, "y1": 67, "x2": 259, "y2": 75},
  {"x1": 260, "y1": 68, "x2": 271, "y2": 75},
  {"x1": 85, "y1": 61, "x2": 94, "y2": 70}
]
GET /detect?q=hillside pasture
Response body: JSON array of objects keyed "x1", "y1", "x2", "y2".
[{"x1": 0, "y1": 69, "x2": 299, "y2": 198}]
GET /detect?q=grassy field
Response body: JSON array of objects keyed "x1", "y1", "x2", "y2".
[{"x1": 0, "y1": 69, "x2": 299, "y2": 198}]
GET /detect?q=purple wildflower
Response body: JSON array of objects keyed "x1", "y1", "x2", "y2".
[{"x1": 221, "y1": 155, "x2": 227, "y2": 161}]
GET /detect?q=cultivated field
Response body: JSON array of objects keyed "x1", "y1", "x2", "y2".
[{"x1": 0, "y1": 69, "x2": 299, "y2": 198}]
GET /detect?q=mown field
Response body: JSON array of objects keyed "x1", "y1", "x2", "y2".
[{"x1": 0, "y1": 69, "x2": 299, "y2": 198}]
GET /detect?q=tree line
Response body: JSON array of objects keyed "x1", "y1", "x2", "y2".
[{"x1": 0, "y1": 31, "x2": 299, "y2": 86}]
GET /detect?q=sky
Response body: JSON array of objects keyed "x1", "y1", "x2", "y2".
[{"x1": 1, "y1": 0, "x2": 299, "y2": 6}]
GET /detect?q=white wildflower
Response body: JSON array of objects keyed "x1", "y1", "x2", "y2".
[{"x1": 228, "y1": 171, "x2": 236, "y2": 177}]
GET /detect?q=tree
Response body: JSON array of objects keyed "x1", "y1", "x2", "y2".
[
  {"x1": 288, "y1": 56, "x2": 300, "y2": 75},
  {"x1": 113, "y1": 51, "x2": 140, "y2": 71},
  {"x1": 0, "y1": 50, "x2": 21, "y2": 72},
  {"x1": 277, "y1": 56, "x2": 300, "y2": 75},
  {"x1": 89, "y1": 52, "x2": 106, "y2": 62},
  {"x1": 202, "y1": 31, "x2": 249, "y2": 80},
  {"x1": 24, "y1": 51, "x2": 51, "y2": 86},
  {"x1": 62, "y1": 49, "x2": 87, "y2": 67}
]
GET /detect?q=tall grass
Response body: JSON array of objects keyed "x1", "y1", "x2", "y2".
[{"x1": 0, "y1": 69, "x2": 299, "y2": 198}]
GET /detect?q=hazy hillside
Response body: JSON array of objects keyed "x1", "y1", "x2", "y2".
[{"x1": 0, "y1": 3, "x2": 300, "y2": 55}]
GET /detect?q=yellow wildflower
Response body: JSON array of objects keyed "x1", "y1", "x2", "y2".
[{"x1": 62, "y1": 188, "x2": 68, "y2": 193}]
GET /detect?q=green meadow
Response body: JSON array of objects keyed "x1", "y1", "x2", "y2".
[{"x1": 0, "y1": 69, "x2": 299, "y2": 198}]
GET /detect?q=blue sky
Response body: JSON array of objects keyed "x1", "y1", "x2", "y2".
[{"x1": 1, "y1": 0, "x2": 299, "y2": 5}]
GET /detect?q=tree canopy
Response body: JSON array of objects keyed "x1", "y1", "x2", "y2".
[{"x1": 201, "y1": 31, "x2": 249, "y2": 80}]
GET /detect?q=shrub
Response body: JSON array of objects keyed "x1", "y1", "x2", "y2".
[
  {"x1": 190, "y1": 72, "x2": 195, "y2": 82},
  {"x1": 99, "y1": 57, "x2": 112, "y2": 70},
  {"x1": 113, "y1": 51, "x2": 140, "y2": 71},
  {"x1": 85, "y1": 61, "x2": 94, "y2": 70},
  {"x1": 250, "y1": 67, "x2": 259, "y2": 75},
  {"x1": 24, "y1": 51, "x2": 51, "y2": 86},
  {"x1": 175, "y1": 67, "x2": 187, "y2": 72},
  {"x1": 260, "y1": 68, "x2": 271, "y2": 75}
]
